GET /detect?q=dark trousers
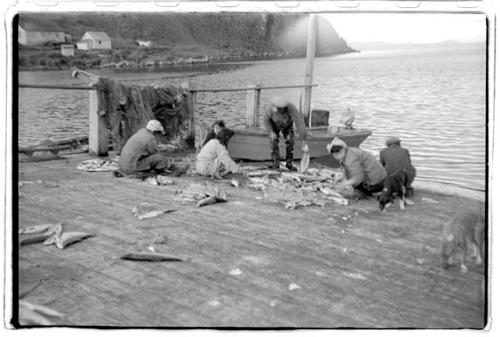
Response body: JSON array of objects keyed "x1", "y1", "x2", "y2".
[
  {"x1": 405, "y1": 166, "x2": 416, "y2": 188},
  {"x1": 354, "y1": 179, "x2": 385, "y2": 198},
  {"x1": 122, "y1": 153, "x2": 173, "y2": 175},
  {"x1": 270, "y1": 125, "x2": 295, "y2": 165}
]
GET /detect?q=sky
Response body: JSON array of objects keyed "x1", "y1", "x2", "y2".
[{"x1": 323, "y1": 13, "x2": 486, "y2": 44}]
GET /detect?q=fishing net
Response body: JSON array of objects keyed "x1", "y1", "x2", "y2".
[{"x1": 95, "y1": 77, "x2": 192, "y2": 153}]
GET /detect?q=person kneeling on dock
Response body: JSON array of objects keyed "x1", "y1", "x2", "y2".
[
  {"x1": 264, "y1": 95, "x2": 308, "y2": 171},
  {"x1": 327, "y1": 137, "x2": 387, "y2": 199},
  {"x1": 202, "y1": 120, "x2": 226, "y2": 146},
  {"x1": 117, "y1": 120, "x2": 188, "y2": 177},
  {"x1": 196, "y1": 128, "x2": 242, "y2": 179},
  {"x1": 379, "y1": 136, "x2": 416, "y2": 198}
]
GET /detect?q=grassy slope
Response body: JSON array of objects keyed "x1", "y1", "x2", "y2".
[{"x1": 18, "y1": 13, "x2": 354, "y2": 71}]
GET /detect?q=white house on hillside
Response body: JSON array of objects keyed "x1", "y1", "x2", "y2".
[
  {"x1": 61, "y1": 44, "x2": 75, "y2": 56},
  {"x1": 18, "y1": 16, "x2": 67, "y2": 46},
  {"x1": 77, "y1": 31, "x2": 112, "y2": 50},
  {"x1": 137, "y1": 40, "x2": 152, "y2": 48}
]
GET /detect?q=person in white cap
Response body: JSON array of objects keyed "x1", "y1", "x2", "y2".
[
  {"x1": 379, "y1": 136, "x2": 416, "y2": 197},
  {"x1": 118, "y1": 119, "x2": 187, "y2": 176},
  {"x1": 327, "y1": 137, "x2": 386, "y2": 198},
  {"x1": 263, "y1": 95, "x2": 308, "y2": 170}
]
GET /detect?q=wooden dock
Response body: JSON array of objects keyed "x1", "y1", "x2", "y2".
[{"x1": 15, "y1": 152, "x2": 486, "y2": 328}]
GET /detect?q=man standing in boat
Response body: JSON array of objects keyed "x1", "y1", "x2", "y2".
[{"x1": 264, "y1": 95, "x2": 308, "y2": 171}]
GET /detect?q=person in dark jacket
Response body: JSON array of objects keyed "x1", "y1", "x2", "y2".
[
  {"x1": 202, "y1": 120, "x2": 226, "y2": 147},
  {"x1": 118, "y1": 120, "x2": 187, "y2": 176},
  {"x1": 379, "y1": 136, "x2": 416, "y2": 197},
  {"x1": 264, "y1": 95, "x2": 308, "y2": 171}
]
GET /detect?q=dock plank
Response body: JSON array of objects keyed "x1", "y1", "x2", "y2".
[{"x1": 15, "y1": 153, "x2": 486, "y2": 328}]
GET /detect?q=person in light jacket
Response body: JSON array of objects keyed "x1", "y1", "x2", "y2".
[
  {"x1": 196, "y1": 128, "x2": 242, "y2": 179},
  {"x1": 327, "y1": 137, "x2": 387, "y2": 198},
  {"x1": 202, "y1": 120, "x2": 225, "y2": 146}
]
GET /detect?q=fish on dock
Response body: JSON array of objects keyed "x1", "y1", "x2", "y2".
[
  {"x1": 299, "y1": 144, "x2": 310, "y2": 173},
  {"x1": 42, "y1": 223, "x2": 64, "y2": 245},
  {"x1": 19, "y1": 224, "x2": 54, "y2": 235},
  {"x1": 20, "y1": 232, "x2": 56, "y2": 246},
  {"x1": 132, "y1": 203, "x2": 176, "y2": 220},
  {"x1": 54, "y1": 232, "x2": 95, "y2": 249},
  {"x1": 196, "y1": 190, "x2": 228, "y2": 207},
  {"x1": 120, "y1": 252, "x2": 184, "y2": 262}
]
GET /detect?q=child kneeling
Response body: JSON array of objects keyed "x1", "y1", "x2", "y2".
[{"x1": 196, "y1": 128, "x2": 242, "y2": 179}]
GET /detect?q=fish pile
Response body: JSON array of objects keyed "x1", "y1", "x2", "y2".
[
  {"x1": 77, "y1": 158, "x2": 119, "y2": 172},
  {"x1": 145, "y1": 175, "x2": 176, "y2": 186},
  {"x1": 19, "y1": 223, "x2": 94, "y2": 249},
  {"x1": 244, "y1": 167, "x2": 352, "y2": 209}
]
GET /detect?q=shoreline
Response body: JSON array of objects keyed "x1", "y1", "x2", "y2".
[
  {"x1": 17, "y1": 50, "x2": 357, "y2": 72},
  {"x1": 413, "y1": 181, "x2": 485, "y2": 202}
]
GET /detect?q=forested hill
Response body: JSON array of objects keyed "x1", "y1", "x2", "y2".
[{"x1": 35, "y1": 13, "x2": 354, "y2": 57}]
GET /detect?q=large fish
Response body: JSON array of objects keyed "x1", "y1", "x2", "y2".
[
  {"x1": 42, "y1": 223, "x2": 64, "y2": 245},
  {"x1": 121, "y1": 252, "x2": 184, "y2": 262},
  {"x1": 299, "y1": 144, "x2": 310, "y2": 173},
  {"x1": 55, "y1": 232, "x2": 95, "y2": 249},
  {"x1": 20, "y1": 232, "x2": 55, "y2": 246},
  {"x1": 19, "y1": 224, "x2": 53, "y2": 235},
  {"x1": 19, "y1": 300, "x2": 64, "y2": 325},
  {"x1": 196, "y1": 191, "x2": 227, "y2": 207}
]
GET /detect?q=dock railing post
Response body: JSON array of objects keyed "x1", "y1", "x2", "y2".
[
  {"x1": 88, "y1": 89, "x2": 109, "y2": 156},
  {"x1": 246, "y1": 84, "x2": 261, "y2": 127},
  {"x1": 184, "y1": 82, "x2": 196, "y2": 146},
  {"x1": 72, "y1": 68, "x2": 108, "y2": 156},
  {"x1": 303, "y1": 14, "x2": 318, "y2": 126}
]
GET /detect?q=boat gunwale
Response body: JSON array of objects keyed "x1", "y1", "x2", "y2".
[{"x1": 232, "y1": 126, "x2": 372, "y2": 140}]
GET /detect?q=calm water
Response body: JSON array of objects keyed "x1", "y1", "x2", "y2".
[{"x1": 18, "y1": 46, "x2": 486, "y2": 191}]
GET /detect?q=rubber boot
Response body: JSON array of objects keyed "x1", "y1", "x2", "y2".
[
  {"x1": 405, "y1": 187, "x2": 414, "y2": 198},
  {"x1": 268, "y1": 138, "x2": 280, "y2": 169},
  {"x1": 284, "y1": 130, "x2": 296, "y2": 171}
]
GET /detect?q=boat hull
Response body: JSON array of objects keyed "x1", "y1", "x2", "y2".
[{"x1": 228, "y1": 126, "x2": 372, "y2": 161}]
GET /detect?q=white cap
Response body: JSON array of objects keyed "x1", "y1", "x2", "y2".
[
  {"x1": 270, "y1": 95, "x2": 288, "y2": 108},
  {"x1": 146, "y1": 120, "x2": 165, "y2": 135},
  {"x1": 326, "y1": 137, "x2": 347, "y2": 153}
]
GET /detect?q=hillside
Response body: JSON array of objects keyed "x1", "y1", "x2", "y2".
[
  {"x1": 349, "y1": 40, "x2": 485, "y2": 51},
  {"x1": 18, "y1": 13, "x2": 354, "y2": 70}
]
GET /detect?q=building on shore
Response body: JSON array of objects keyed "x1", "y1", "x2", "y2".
[
  {"x1": 77, "y1": 31, "x2": 112, "y2": 50},
  {"x1": 136, "y1": 40, "x2": 152, "y2": 48},
  {"x1": 18, "y1": 16, "x2": 67, "y2": 46},
  {"x1": 61, "y1": 44, "x2": 75, "y2": 56}
]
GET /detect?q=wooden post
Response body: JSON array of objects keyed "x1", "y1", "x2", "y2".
[
  {"x1": 303, "y1": 14, "x2": 318, "y2": 127},
  {"x1": 184, "y1": 82, "x2": 196, "y2": 142},
  {"x1": 72, "y1": 68, "x2": 108, "y2": 156},
  {"x1": 88, "y1": 89, "x2": 109, "y2": 156},
  {"x1": 246, "y1": 84, "x2": 261, "y2": 127}
]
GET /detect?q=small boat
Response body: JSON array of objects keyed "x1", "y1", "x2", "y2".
[
  {"x1": 228, "y1": 110, "x2": 372, "y2": 161},
  {"x1": 18, "y1": 136, "x2": 89, "y2": 157}
]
